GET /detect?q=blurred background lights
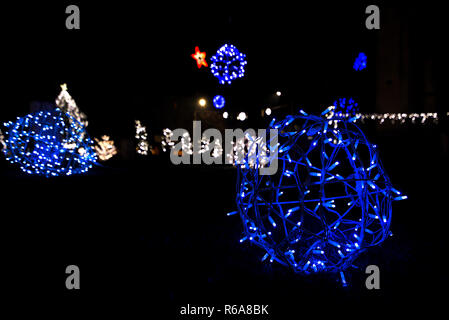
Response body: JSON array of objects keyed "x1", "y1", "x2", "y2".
[
  {"x1": 237, "y1": 112, "x2": 247, "y2": 121},
  {"x1": 210, "y1": 44, "x2": 247, "y2": 85},
  {"x1": 276, "y1": 91, "x2": 282, "y2": 96},
  {"x1": 223, "y1": 111, "x2": 229, "y2": 119},
  {"x1": 198, "y1": 98, "x2": 207, "y2": 107},
  {"x1": 265, "y1": 107, "x2": 272, "y2": 116}
]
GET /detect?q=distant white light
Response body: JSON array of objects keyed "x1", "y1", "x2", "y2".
[
  {"x1": 237, "y1": 112, "x2": 247, "y2": 121},
  {"x1": 223, "y1": 111, "x2": 229, "y2": 119},
  {"x1": 198, "y1": 98, "x2": 207, "y2": 107},
  {"x1": 265, "y1": 108, "x2": 272, "y2": 116},
  {"x1": 276, "y1": 91, "x2": 282, "y2": 97}
]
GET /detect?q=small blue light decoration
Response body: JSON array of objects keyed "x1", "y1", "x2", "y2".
[
  {"x1": 210, "y1": 44, "x2": 247, "y2": 85},
  {"x1": 213, "y1": 95, "x2": 226, "y2": 109},
  {"x1": 231, "y1": 107, "x2": 406, "y2": 285},
  {"x1": 2, "y1": 109, "x2": 97, "y2": 177},
  {"x1": 353, "y1": 52, "x2": 367, "y2": 71},
  {"x1": 333, "y1": 97, "x2": 359, "y2": 116}
]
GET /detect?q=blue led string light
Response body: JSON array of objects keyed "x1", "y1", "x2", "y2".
[
  {"x1": 231, "y1": 107, "x2": 406, "y2": 285},
  {"x1": 213, "y1": 95, "x2": 226, "y2": 109},
  {"x1": 210, "y1": 44, "x2": 247, "y2": 85},
  {"x1": 333, "y1": 97, "x2": 359, "y2": 116},
  {"x1": 353, "y1": 52, "x2": 367, "y2": 71},
  {"x1": 2, "y1": 109, "x2": 97, "y2": 177}
]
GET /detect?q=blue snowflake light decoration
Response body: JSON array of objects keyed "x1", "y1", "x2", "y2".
[
  {"x1": 353, "y1": 52, "x2": 367, "y2": 71},
  {"x1": 231, "y1": 107, "x2": 406, "y2": 285},
  {"x1": 333, "y1": 97, "x2": 359, "y2": 116},
  {"x1": 210, "y1": 44, "x2": 247, "y2": 85},
  {"x1": 2, "y1": 109, "x2": 97, "y2": 177},
  {"x1": 213, "y1": 95, "x2": 226, "y2": 109}
]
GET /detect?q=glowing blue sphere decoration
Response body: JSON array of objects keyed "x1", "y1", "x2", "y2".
[
  {"x1": 333, "y1": 97, "x2": 359, "y2": 116},
  {"x1": 213, "y1": 95, "x2": 226, "y2": 109},
  {"x1": 233, "y1": 108, "x2": 405, "y2": 285},
  {"x1": 210, "y1": 44, "x2": 247, "y2": 85},
  {"x1": 353, "y1": 52, "x2": 367, "y2": 71},
  {"x1": 2, "y1": 109, "x2": 97, "y2": 177}
]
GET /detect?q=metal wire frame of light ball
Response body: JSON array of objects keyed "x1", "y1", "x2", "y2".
[
  {"x1": 2, "y1": 109, "x2": 97, "y2": 177},
  {"x1": 210, "y1": 44, "x2": 247, "y2": 85},
  {"x1": 233, "y1": 108, "x2": 406, "y2": 285}
]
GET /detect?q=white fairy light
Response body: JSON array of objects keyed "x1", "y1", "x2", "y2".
[
  {"x1": 55, "y1": 83, "x2": 88, "y2": 128},
  {"x1": 162, "y1": 128, "x2": 174, "y2": 152},
  {"x1": 198, "y1": 98, "x2": 207, "y2": 107},
  {"x1": 135, "y1": 120, "x2": 149, "y2": 155},
  {"x1": 0, "y1": 129, "x2": 6, "y2": 151}
]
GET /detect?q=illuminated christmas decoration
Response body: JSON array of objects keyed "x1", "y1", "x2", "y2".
[
  {"x1": 191, "y1": 46, "x2": 208, "y2": 69},
  {"x1": 161, "y1": 128, "x2": 174, "y2": 152},
  {"x1": 210, "y1": 44, "x2": 247, "y2": 85},
  {"x1": 135, "y1": 120, "x2": 149, "y2": 156},
  {"x1": 230, "y1": 107, "x2": 406, "y2": 285},
  {"x1": 94, "y1": 135, "x2": 117, "y2": 161},
  {"x1": 226, "y1": 133, "x2": 269, "y2": 168},
  {"x1": 333, "y1": 97, "x2": 359, "y2": 116},
  {"x1": 2, "y1": 109, "x2": 96, "y2": 176},
  {"x1": 56, "y1": 83, "x2": 88, "y2": 128},
  {"x1": 198, "y1": 98, "x2": 207, "y2": 107},
  {"x1": 237, "y1": 112, "x2": 247, "y2": 121},
  {"x1": 223, "y1": 112, "x2": 229, "y2": 119},
  {"x1": 161, "y1": 128, "x2": 223, "y2": 159},
  {"x1": 358, "y1": 112, "x2": 439, "y2": 124},
  {"x1": 0, "y1": 129, "x2": 6, "y2": 151},
  {"x1": 353, "y1": 52, "x2": 367, "y2": 71},
  {"x1": 213, "y1": 95, "x2": 226, "y2": 109}
]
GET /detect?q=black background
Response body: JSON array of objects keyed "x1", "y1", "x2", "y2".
[{"x1": 1, "y1": 1, "x2": 448, "y2": 318}]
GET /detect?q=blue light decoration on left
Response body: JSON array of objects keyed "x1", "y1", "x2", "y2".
[
  {"x1": 353, "y1": 52, "x2": 367, "y2": 71},
  {"x1": 210, "y1": 44, "x2": 247, "y2": 85},
  {"x1": 2, "y1": 109, "x2": 97, "y2": 177},
  {"x1": 213, "y1": 95, "x2": 226, "y2": 109},
  {"x1": 230, "y1": 107, "x2": 406, "y2": 286}
]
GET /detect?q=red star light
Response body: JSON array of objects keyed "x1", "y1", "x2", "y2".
[{"x1": 191, "y1": 46, "x2": 208, "y2": 68}]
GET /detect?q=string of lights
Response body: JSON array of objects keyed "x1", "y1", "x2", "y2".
[
  {"x1": 0, "y1": 128, "x2": 6, "y2": 152},
  {"x1": 94, "y1": 135, "x2": 118, "y2": 161},
  {"x1": 55, "y1": 83, "x2": 88, "y2": 128},
  {"x1": 2, "y1": 109, "x2": 97, "y2": 176},
  {"x1": 230, "y1": 107, "x2": 406, "y2": 286}
]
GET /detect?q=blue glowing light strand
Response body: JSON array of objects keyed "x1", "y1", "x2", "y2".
[
  {"x1": 333, "y1": 97, "x2": 359, "y2": 116},
  {"x1": 210, "y1": 44, "x2": 247, "y2": 85},
  {"x1": 2, "y1": 109, "x2": 97, "y2": 177},
  {"x1": 213, "y1": 95, "x2": 226, "y2": 109},
  {"x1": 232, "y1": 108, "x2": 405, "y2": 284},
  {"x1": 353, "y1": 52, "x2": 367, "y2": 71}
]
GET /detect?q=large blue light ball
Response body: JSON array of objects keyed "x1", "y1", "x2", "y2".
[
  {"x1": 2, "y1": 109, "x2": 97, "y2": 177},
  {"x1": 235, "y1": 109, "x2": 404, "y2": 283},
  {"x1": 210, "y1": 44, "x2": 247, "y2": 85}
]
